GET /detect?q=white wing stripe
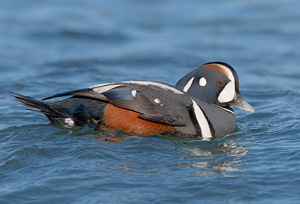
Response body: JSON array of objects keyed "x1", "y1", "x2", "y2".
[
  {"x1": 122, "y1": 81, "x2": 184, "y2": 94},
  {"x1": 89, "y1": 81, "x2": 184, "y2": 95},
  {"x1": 90, "y1": 84, "x2": 122, "y2": 94}
]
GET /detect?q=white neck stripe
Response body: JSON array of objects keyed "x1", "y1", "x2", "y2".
[
  {"x1": 211, "y1": 104, "x2": 235, "y2": 115},
  {"x1": 191, "y1": 99, "x2": 212, "y2": 139}
]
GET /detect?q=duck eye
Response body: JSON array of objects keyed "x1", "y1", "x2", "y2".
[{"x1": 217, "y1": 81, "x2": 224, "y2": 87}]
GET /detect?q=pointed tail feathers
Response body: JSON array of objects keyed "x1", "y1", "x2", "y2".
[{"x1": 10, "y1": 92, "x2": 65, "y2": 118}]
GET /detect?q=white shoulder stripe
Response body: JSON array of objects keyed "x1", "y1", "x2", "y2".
[{"x1": 191, "y1": 99, "x2": 212, "y2": 139}]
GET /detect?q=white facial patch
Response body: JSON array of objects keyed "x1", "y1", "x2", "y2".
[
  {"x1": 218, "y1": 81, "x2": 235, "y2": 103},
  {"x1": 131, "y1": 90, "x2": 137, "y2": 97},
  {"x1": 183, "y1": 77, "x2": 194, "y2": 92},
  {"x1": 191, "y1": 99, "x2": 212, "y2": 139},
  {"x1": 199, "y1": 77, "x2": 207, "y2": 87},
  {"x1": 216, "y1": 64, "x2": 236, "y2": 103}
]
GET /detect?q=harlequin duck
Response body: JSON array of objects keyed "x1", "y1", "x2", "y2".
[{"x1": 11, "y1": 62, "x2": 254, "y2": 139}]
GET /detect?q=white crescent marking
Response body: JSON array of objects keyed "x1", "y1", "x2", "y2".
[
  {"x1": 183, "y1": 77, "x2": 194, "y2": 92},
  {"x1": 217, "y1": 64, "x2": 236, "y2": 103}
]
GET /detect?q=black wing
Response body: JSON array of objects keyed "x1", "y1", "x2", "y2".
[{"x1": 42, "y1": 82, "x2": 190, "y2": 126}]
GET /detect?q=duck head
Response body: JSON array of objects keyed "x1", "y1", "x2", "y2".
[{"x1": 176, "y1": 62, "x2": 255, "y2": 113}]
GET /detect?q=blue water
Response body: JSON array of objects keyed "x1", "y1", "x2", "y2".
[{"x1": 1, "y1": 0, "x2": 300, "y2": 203}]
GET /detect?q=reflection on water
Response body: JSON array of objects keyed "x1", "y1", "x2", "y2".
[
  {"x1": 175, "y1": 137, "x2": 250, "y2": 178},
  {"x1": 90, "y1": 130, "x2": 251, "y2": 179},
  {"x1": 2, "y1": 121, "x2": 252, "y2": 182}
]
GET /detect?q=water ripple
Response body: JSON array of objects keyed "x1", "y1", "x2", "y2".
[{"x1": 28, "y1": 30, "x2": 130, "y2": 43}]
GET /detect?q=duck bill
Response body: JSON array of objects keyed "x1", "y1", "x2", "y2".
[{"x1": 230, "y1": 93, "x2": 255, "y2": 113}]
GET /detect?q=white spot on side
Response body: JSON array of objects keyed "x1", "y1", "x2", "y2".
[
  {"x1": 64, "y1": 118, "x2": 75, "y2": 126},
  {"x1": 123, "y1": 81, "x2": 184, "y2": 94},
  {"x1": 183, "y1": 77, "x2": 194, "y2": 92},
  {"x1": 199, "y1": 77, "x2": 207, "y2": 87},
  {"x1": 191, "y1": 99, "x2": 212, "y2": 139},
  {"x1": 131, "y1": 90, "x2": 137, "y2": 97},
  {"x1": 154, "y1": 98, "x2": 160, "y2": 104},
  {"x1": 216, "y1": 64, "x2": 236, "y2": 103}
]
